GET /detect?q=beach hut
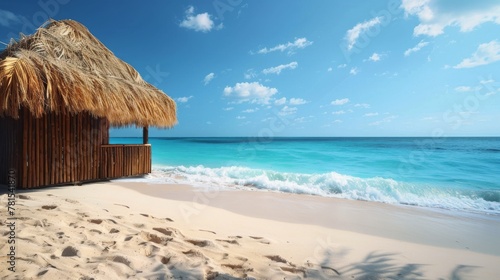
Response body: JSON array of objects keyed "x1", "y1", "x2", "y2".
[{"x1": 0, "y1": 19, "x2": 177, "y2": 189}]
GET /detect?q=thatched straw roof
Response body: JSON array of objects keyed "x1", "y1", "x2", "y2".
[{"x1": 0, "y1": 19, "x2": 177, "y2": 127}]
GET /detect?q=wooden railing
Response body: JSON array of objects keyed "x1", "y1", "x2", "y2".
[{"x1": 100, "y1": 144, "x2": 151, "y2": 179}]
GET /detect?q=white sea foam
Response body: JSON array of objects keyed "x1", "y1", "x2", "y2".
[{"x1": 117, "y1": 165, "x2": 500, "y2": 215}]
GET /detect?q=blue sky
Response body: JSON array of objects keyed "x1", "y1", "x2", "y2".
[{"x1": 1, "y1": 0, "x2": 499, "y2": 137}]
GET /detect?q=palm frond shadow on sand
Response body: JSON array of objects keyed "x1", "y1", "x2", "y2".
[{"x1": 293, "y1": 249, "x2": 481, "y2": 280}]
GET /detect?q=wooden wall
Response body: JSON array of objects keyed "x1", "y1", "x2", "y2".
[
  {"x1": 101, "y1": 145, "x2": 152, "y2": 179},
  {"x1": 17, "y1": 108, "x2": 109, "y2": 188},
  {"x1": 1, "y1": 108, "x2": 151, "y2": 189},
  {"x1": 0, "y1": 116, "x2": 21, "y2": 186}
]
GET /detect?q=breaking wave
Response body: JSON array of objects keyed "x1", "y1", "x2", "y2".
[{"x1": 119, "y1": 165, "x2": 500, "y2": 215}]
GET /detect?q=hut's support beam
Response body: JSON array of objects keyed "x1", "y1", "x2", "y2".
[{"x1": 143, "y1": 126, "x2": 149, "y2": 144}]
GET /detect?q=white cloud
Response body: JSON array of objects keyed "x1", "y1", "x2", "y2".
[
  {"x1": 294, "y1": 117, "x2": 306, "y2": 123},
  {"x1": 354, "y1": 103, "x2": 371, "y2": 108},
  {"x1": 236, "y1": 116, "x2": 246, "y2": 120},
  {"x1": 242, "y1": 108, "x2": 259, "y2": 113},
  {"x1": 338, "y1": 64, "x2": 347, "y2": 68},
  {"x1": 258, "y1": 38, "x2": 313, "y2": 54},
  {"x1": 203, "y1": 73, "x2": 215, "y2": 85},
  {"x1": 224, "y1": 82, "x2": 278, "y2": 105},
  {"x1": 333, "y1": 120, "x2": 343, "y2": 124},
  {"x1": 0, "y1": 9, "x2": 21, "y2": 27},
  {"x1": 279, "y1": 106, "x2": 297, "y2": 116},
  {"x1": 294, "y1": 116, "x2": 314, "y2": 124},
  {"x1": 223, "y1": 107, "x2": 234, "y2": 111},
  {"x1": 404, "y1": 40, "x2": 429, "y2": 56},
  {"x1": 455, "y1": 86, "x2": 472, "y2": 92},
  {"x1": 332, "y1": 110, "x2": 346, "y2": 115},
  {"x1": 274, "y1": 97, "x2": 287, "y2": 105},
  {"x1": 244, "y1": 69, "x2": 257, "y2": 79},
  {"x1": 364, "y1": 112, "x2": 379, "y2": 117},
  {"x1": 368, "y1": 53, "x2": 381, "y2": 62},
  {"x1": 262, "y1": 61, "x2": 298, "y2": 75},
  {"x1": 206, "y1": 121, "x2": 212, "y2": 125},
  {"x1": 454, "y1": 40, "x2": 500, "y2": 69},
  {"x1": 331, "y1": 98, "x2": 350, "y2": 106},
  {"x1": 401, "y1": 0, "x2": 500, "y2": 36},
  {"x1": 480, "y1": 79, "x2": 495, "y2": 84},
  {"x1": 345, "y1": 17, "x2": 382, "y2": 51},
  {"x1": 370, "y1": 115, "x2": 397, "y2": 126},
  {"x1": 180, "y1": 6, "x2": 216, "y2": 32},
  {"x1": 176, "y1": 96, "x2": 194, "y2": 103},
  {"x1": 289, "y1": 98, "x2": 308, "y2": 105},
  {"x1": 327, "y1": 67, "x2": 333, "y2": 72},
  {"x1": 349, "y1": 67, "x2": 359, "y2": 75}
]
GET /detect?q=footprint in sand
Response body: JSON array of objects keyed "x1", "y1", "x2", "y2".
[
  {"x1": 90, "y1": 229, "x2": 102, "y2": 234},
  {"x1": 221, "y1": 263, "x2": 254, "y2": 278},
  {"x1": 114, "y1": 204, "x2": 130, "y2": 209},
  {"x1": 37, "y1": 270, "x2": 49, "y2": 277},
  {"x1": 185, "y1": 239, "x2": 213, "y2": 247},
  {"x1": 199, "y1": 229, "x2": 216, "y2": 235},
  {"x1": 88, "y1": 219, "x2": 103, "y2": 225},
  {"x1": 140, "y1": 231, "x2": 171, "y2": 245},
  {"x1": 111, "y1": 256, "x2": 132, "y2": 268},
  {"x1": 102, "y1": 241, "x2": 116, "y2": 248},
  {"x1": 236, "y1": 257, "x2": 248, "y2": 262},
  {"x1": 222, "y1": 263, "x2": 244, "y2": 270},
  {"x1": 64, "y1": 198, "x2": 78, "y2": 204},
  {"x1": 61, "y1": 246, "x2": 80, "y2": 257},
  {"x1": 160, "y1": 256, "x2": 171, "y2": 265},
  {"x1": 281, "y1": 266, "x2": 306, "y2": 277},
  {"x1": 154, "y1": 227, "x2": 184, "y2": 238},
  {"x1": 250, "y1": 236, "x2": 271, "y2": 244},
  {"x1": 249, "y1": 236, "x2": 263, "y2": 240},
  {"x1": 265, "y1": 255, "x2": 289, "y2": 264},
  {"x1": 124, "y1": 235, "x2": 134, "y2": 242},
  {"x1": 216, "y1": 239, "x2": 239, "y2": 245},
  {"x1": 109, "y1": 228, "x2": 120, "y2": 234},
  {"x1": 153, "y1": 228, "x2": 173, "y2": 236},
  {"x1": 41, "y1": 205, "x2": 57, "y2": 210},
  {"x1": 18, "y1": 194, "x2": 31, "y2": 200},
  {"x1": 182, "y1": 249, "x2": 206, "y2": 259}
]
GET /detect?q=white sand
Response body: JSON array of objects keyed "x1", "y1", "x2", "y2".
[{"x1": 1, "y1": 181, "x2": 499, "y2": 279}]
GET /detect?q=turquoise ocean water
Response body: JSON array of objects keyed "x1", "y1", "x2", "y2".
[{"x1": 111, "y1": 137, "x2": 500, "y2": 215}]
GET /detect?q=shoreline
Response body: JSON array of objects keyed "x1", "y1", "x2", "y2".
[
  {"x1": 2, "y1": 181, "x2": 500, "y2": 279},
  {"x1": 141, "y1": 162, "x2": 500, "y2": 216},
  {"x1": 117, "y1": 181, "x2": 500, "y2": 257}
]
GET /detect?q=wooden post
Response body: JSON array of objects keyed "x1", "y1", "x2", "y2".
[{"x1": 143, "y1": 126, "x2": 149, "y2": 144}]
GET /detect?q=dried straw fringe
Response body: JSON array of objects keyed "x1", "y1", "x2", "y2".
[{"x1": 0, "y1": 19, "x2": 177, "y2": 128}]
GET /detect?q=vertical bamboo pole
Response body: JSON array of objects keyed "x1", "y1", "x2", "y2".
[
  {"x1": 44, "y1": 113, "x2": 49, "y2": 186},
  {"x1": 52, "y1": 113, "x2": 57, "y2": 184},
  {"x1": 67, "y1": 112, "x2": 71, "y2": 183},
  {"x1": 143, "y1": 126, "x2": 148, "y2": 144},
  {"x1": 22, "y1": 110, "x2": 28, "y2": 188}
]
